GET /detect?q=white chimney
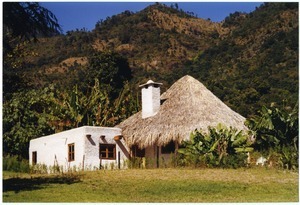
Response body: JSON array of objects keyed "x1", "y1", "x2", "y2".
[{"x1": 139, "y1": 80, "x2": 162, "y2": 119}]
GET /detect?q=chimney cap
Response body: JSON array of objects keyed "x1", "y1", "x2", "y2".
[{"x1": 139, "y1": 80, "x2": 163, "y2": 88}]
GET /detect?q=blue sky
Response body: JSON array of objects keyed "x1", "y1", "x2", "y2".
[{"x1": 40, "y1": 2, "x2": 263, "y2": 33}]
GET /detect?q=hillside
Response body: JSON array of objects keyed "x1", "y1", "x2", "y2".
[
  {"x1": 17, "y1": 4, "x2": 226, "y2": 89},
  {"x1": 5, "y1": 2, "x2": 298, "y2": 112},
  {"x1": 183, "y1": 3, "x2": 298, "y2": 116},
  {"x1": 3, "y1": 3, "x2": 298, "y2": 158},
  {"x1": 92, "y1": 3, "x2": 228, "y2": 71}
]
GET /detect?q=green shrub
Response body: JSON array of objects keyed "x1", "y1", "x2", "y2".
[
  {"x1": 178, "y1": 124, "x2": 253, "y2": 168},
  {"x1": 126, "y1": 157, "x2": 145, "y2": 169},
  {"x1": 222, "y1": 153, "x2": 248, "y2": 169},
  {"x1": 3, "y1": 155, "x2": 30, "y2": 173},
  {"x1": 31, "y1": 163, "x2": 48, "y2": 174},
  {"x1": 280, "y1": 145, "x2": 298, "y2": 170},
  {"x1": 246, "y1": 103, "x2": 298, "y2": 170}
]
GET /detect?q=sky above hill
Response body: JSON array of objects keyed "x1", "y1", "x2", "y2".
[{"x1": 40, "y1": 1, "x2": 263, "y2": 33}]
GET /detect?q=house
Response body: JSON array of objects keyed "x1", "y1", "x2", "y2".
[
  {"x1": 29, "y1": 126, "x2": 129, "y2": 172},
  {"x1": 117, "y1": 75, "x2": 247, "y2": 167},
  {"x1": 29, "y1": 75, "x2": 246, "y2": 170}
]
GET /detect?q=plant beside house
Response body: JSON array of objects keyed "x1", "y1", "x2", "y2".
[
  {"x1": 245, "y1": 102, "x2": 298, "y2": 170},
  {"x1": 177, "y1": 123, "x2": 253, "y2": 168},
  {"x1": 177, "y1": 103, "x2": 298, "y2": 170}
]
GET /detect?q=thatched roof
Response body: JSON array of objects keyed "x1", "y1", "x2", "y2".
[{"x1": 117, "y1": 75, "x2": 247, "y2": 148}]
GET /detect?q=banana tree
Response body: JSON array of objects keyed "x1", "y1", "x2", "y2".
[
  {"x1": 178, "y1": 123, "x2": 253, "y2": 168},
  {"x1": 207, "y1": 124, "x2": 253, "y2": 166},
  {"x1": 245, "y1": 102, "x2": 298, "y2": 169},
  {"x1": 61, "y1": 78, "x2": 140, "y2": 128},
  {"x1": 62, "y1": 79, "x2": 111, "y2": 127}
]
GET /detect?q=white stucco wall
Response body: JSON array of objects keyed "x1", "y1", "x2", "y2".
[
  {"x1": 83, "y1": 126, "x2": 130, "y2": 170},
  {"x1": 29, "y1": 126, "x2": 130, "y2": 172}
]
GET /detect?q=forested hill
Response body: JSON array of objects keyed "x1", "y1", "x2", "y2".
[
  {"x1": 3, "y1": 2, "x2": 298, "y2": 157},
  {"x1": 4, "y1": 2, "x2": 299, "y2": 116},
  {"x1": 180, "y1": 3, "x2": 299, "y2": 116},
  {"x1": 11, "y1": 2, "x2": 226, "y2": 91}
]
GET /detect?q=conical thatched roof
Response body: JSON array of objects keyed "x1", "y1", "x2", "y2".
[{"x1": 117, "y1": 75, "x2": 247, "y2": 148}]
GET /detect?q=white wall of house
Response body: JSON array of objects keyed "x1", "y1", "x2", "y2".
[{"x1": 29, "y1": 126, "x2": 130, "y2": 172}]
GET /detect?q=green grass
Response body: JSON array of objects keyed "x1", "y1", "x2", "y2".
[{"x1": 3, "y1": 168, "x2": 299, "y2": 202}]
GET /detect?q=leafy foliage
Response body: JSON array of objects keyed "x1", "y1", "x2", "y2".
[
  {"x1": 60, "y1": 79, "x2": 139, "y2": 128},
  {"x1": 182, "y1": 2, "x2": 298, "y2": 117},
  {"x1": 86, "y1": 51, "x2": 132, "y2": 98},
  {"x1": 3, "y1": 86, "x2": 61, "y2": 158},
  {"x1": 3, "y1": 2, "x2": 61, "y2": 42},
  {"x1": 3, "y1": 155, "x2": 30, "y2": 173},
  {"x1": 3, "y1": 2, "x2": 62, "y2": 99},
  {"x1": 178, "y1": 124, "x2": 253, "y2": 168},
  {"x1": 245, "y1": 103, "x2": 298, "y2": 169},
  {"x1": 3, "y1": 79, "x2": 140, "y2": 158}
]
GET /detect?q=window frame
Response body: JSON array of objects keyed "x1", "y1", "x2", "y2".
[
  {"x1": 100, "y1": 143, "x2": 116, "y2": 160},
  {"x1": 32, "y1": 151, "x2": 37, "y2": 165},
  {"x1": 68, "y1": 143, "x2": 75, "y2": 162}
]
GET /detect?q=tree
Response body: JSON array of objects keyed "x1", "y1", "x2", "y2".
[
  {"x1": 61, "y1": 80, "x2": 111, "y2": 128},
  {"x1": 3, "y1": 2, "x2": 62, "y2": 100},
  {"x1": 245, "y1": 103, "x2": 298, "y2": 169},
  {"x1": 86, "y1": 51, "x2": 132, "y2": 99},
  {"x1": 175, "y1": 3, "x2": 179, "y2": 10},
  {"x1": 3, "y1": 86, "x2": 62, "y2": 158},
  {"x1": 3, "y1": 2, "x2": 63, "y2": 156},
  {"x1": 3, "y1": 79, "x2": 140, "y2": 159},
  {"x1": 62, "y1": 79, "x2": 140, "y2": 128},
  {"x1": 3, "y1": 2, "x2": 61, "y2": 51},
  {"x1": 178, "y1": 124, "x2": 253, "y2": 168}
]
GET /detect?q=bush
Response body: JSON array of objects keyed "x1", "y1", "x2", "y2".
[
  {"x1": 178, "y1": 124, "x2": 253, "y2": 168},
  {"x1": 31, "y1": 164, "x2": 48, "y2": 174},
  {"x1": 3, "y1": 155, "x2": 30, "y2": 173},
  {"x1": 126, "y1": 157, "x2": 146, "y2": 169},
  {"x1": 246, "y1": 103, "x2": 298, "y2": 170},
  {"x1": 222, "y1": 153, "x2": 248, "y2": 169}
]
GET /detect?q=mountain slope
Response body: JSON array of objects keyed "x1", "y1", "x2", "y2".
[
  {"x1": 92, "y1": 3, "x2": 225, "y2": 72},
  {"x1": 183, "y1": 3, "x2": 298, "y2": 116},
  {"x1": 4, "y1": 2, "x2": 298, "y2": 159},
  {"x1": 9, "y1": 2, "x2": 299, "y2": 117},
  {"x1": 21, "y1": 3, "x2": 228, "y2": 92}
]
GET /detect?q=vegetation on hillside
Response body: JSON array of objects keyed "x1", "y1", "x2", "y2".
[
  {"x1": 3, "y1": 2, "x2": 62, "y2": 99},
  {"x1": 180, "y1": 2, "x2": 298, "y2": 117}
]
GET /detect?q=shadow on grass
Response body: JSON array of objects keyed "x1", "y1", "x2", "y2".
[{"x1": 3, "y1": 174, "x2": 82, "y2": 193}]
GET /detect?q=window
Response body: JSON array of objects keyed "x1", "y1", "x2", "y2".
[
  {"x1": 131, "y1": 145, "x2": 145, "y2": 158},
  {"x1": 100, "y1": 144, "x2": 116, "y2": 160},
  {"x1": 32, "y1": 151, "x2": 37, "y2": 165},
  {"x1": 68, "y1": 143, "x2": 75, "y2": 162},
  {"x1": 161, "y1": 141, "x2": 176, "y2": 154}
]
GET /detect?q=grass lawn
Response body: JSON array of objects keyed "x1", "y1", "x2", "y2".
[{"x1": 2, "y1": 168, "x2": 299, "y2": 202}]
